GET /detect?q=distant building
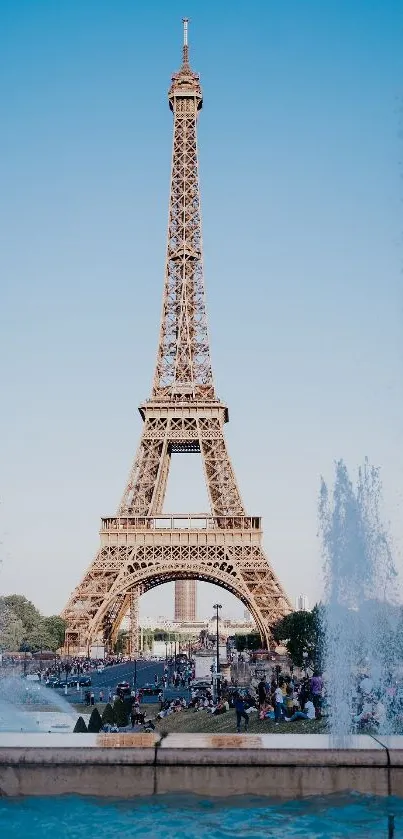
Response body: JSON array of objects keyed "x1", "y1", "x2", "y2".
[
  {"x1": 243, "y1": 608, "x2": 252, "y2": 622},
  {"x1": 295, "y1": 594, "x2": 309, "y2": 612}
]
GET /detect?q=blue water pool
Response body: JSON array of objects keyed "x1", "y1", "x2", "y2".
[{"x1": 0, "y1": 794, "x2": 401, "y2": 838}]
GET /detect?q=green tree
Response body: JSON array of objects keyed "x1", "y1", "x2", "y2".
[
  {"x1": 88, "y1": 708, "x2": 103, "y2": 733},
  {"x1": 114, "y1": 629, "x2": 128, "y2": 654},
  {"x1": 73, "y1": 716, "x2": 88, "y2": 733},
  {"x1": 234, "y1": 633, "x2": 260, "y2": 652},
  {"x1": 0, "y1": 600, "x2": 25, "y2": 651},
  {"x1": 246, "y1": 633, "x2": 261, "y2": 651},
  {"x1": 141, "y1": 628, "x2": 154, "y2": 653},
  {"x1": 3, "y1": 595, "x2": 41, "y2": 634},
  {"x1": 0, "y1": 595, "x2": 66, "y2": 653},
  {"x1": 102, "y1": 703, "x2": 115, "y2": 726},
  {"x1": 25, "y1": 620, "x2": 54, "y2": 652},
  {"x1": 113, "y1": 698, "x2": 129, "y2": 728},
  {"x1": 272, "y1": 605, "x2": 324, "y2": 669},
  {"x1": 42, "y1": 616, "x2": 66, "y2": 650},
  {"x1": 234, "y1": 634, "x2": 246, "y2": 652}
]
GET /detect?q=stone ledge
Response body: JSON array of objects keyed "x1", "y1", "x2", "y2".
[
  {"x1": 0, "y1": 732, "x2": 400, "y2": 799},
  {"x1": 370, "y1": 736, "x2": 403, "y2": 765},
  {"x1": 158, "y1": 733, "x2": 386, "y2": 765}
]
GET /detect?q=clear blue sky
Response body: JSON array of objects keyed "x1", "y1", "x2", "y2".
[{"x1": 0, "y1": 0, "x2": 402, "y2": 621}]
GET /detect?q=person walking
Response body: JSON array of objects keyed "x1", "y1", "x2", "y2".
[{"x1": 234, "y1": 693, "x2": 249, "y2": 733}]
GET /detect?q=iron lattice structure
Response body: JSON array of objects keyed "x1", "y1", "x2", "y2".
[{"x1": 63, "y1": 22, "x2": 292, "y2": 652}]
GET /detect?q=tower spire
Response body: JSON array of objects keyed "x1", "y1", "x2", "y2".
[{"x1": 182, "y1": 17, "x2": 190, "y2": 67}]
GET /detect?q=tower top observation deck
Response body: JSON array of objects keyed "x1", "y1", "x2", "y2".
[{"x1": 169, "y1": 18, "x2": 202, "y2": 111}]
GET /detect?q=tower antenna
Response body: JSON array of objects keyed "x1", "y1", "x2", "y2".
[{"x1": 182, "y1": 17, "x2": 190, "y2": 66}]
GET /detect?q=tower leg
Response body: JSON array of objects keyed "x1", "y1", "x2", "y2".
[{"x1": 174, "y1": 580, "x2": 197, "y2": 622}]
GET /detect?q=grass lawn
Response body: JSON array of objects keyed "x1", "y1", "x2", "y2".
[
  {"x1": 154, "y1": 709, "x2": 326, "y2": 735},
  {"x1": 74, "y1": 700, "x2": 326, "y2": 734}
]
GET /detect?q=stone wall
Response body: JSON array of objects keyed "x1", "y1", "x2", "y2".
[{"x1": 0, "y1": 732, "x2": 401, "y2": 798}]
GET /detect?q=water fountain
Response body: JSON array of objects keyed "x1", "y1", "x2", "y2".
[
  {"x1": 0, "y1": 675, "x2": 78, "y2": 732},
  {"x1": 320, "y1": 458, "x2": 400, "y2": 735}
]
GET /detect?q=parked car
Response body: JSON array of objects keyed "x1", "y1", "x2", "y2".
[
  {"x1": 116, "y1": 682, "x2": 132, "y2": 699},
  {"x1": 64, "y1": 676, "x2": 92, "y2": 689},
  {"x1": 190, "y1": 679, "x2": 212, "y2": 690},
  {"x1": 140, "y1": 683, "x2": 161, "y2": 696},
  {"x1": 47, "y1": 678, "x2": 63, "y2": 689}
]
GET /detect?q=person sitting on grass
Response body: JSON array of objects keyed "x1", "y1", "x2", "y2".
[
  {"x1": 284, "y1": 686, "x2": 295, "y2": 718},
  {"x1": 212, "y1": 698, "x2": 228, "y2": 716},
  {"x1": 285, "y1": 698, "x2": 316, "y2": 722},
  {"x1": 259, "y1": 701, "x2": 274, "y2": 721}
]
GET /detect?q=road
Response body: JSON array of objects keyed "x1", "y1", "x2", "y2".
[{"x1": 61, "y1": 659, "x2": 190, "y2": 705}]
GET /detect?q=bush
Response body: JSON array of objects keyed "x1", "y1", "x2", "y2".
[
  {"x1": 88, "y1": 707, "x2": 103, "y2": 733},
  {"x1": 113, "y1": 697, "x2": 129, "y2": 728},
  {"x1": 101, "y1": 702, "x2": 115, "y2": 726},
  {"x1": 73, "y1": 716, "x2": 88, "y2": 733}
]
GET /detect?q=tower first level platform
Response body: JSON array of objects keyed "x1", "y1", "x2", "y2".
[{"x1": 65, "y1": 513, "x2": 290, "y2": 651}]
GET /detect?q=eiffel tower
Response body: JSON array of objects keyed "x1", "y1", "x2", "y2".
[{"x1": 63, "y1": 20, "x2": 291, "y2": 653}]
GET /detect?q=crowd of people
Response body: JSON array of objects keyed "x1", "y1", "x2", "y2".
[
  {"x1": 132, "y1": 670, "x2": 324, "y2": 733},
  {"x1": 255, "y1": 671, "x2": 323, "y2": 725}
]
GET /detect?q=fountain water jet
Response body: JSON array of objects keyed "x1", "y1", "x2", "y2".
[
  {"x1": 320, "y1": 458, "x2": 399, "y2": 735},
  {"x1": 0, "y1": 676, "x2": 78, "y2": 732}
]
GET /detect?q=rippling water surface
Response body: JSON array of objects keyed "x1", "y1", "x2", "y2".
[{"x1": 0, "y1": 794, "x2": 401, "y2": 838}]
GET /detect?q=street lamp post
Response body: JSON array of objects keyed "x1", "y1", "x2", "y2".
[{"x1": 213, "y1": 604, "x2": 222, "y2": 699}]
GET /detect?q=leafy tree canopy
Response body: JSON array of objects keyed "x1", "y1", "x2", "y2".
[
  {"x1": 234, "y1": 633, "x2": 260, "y2": 652},
  {"x1": 271, "y1": 605, "x2": 324, "y2": 669},
  {"x1": 0, "y1": 595, "x2": 66, "y2": 652},
  {"x1": 3, "y1": 595, "x2": 41, "y2": 634},
  {"x1": 0, "y1": 601, "x2": 25, "y2": 651},
  {"x1": 42, "y1": 616, "x2": 66, "y2": 650}
]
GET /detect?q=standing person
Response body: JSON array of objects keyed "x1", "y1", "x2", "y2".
[
  {"x1": 274, "y1": 684, "x2": 285, "y2": 723},
  {"x1": 258, "y1": 678, "x2": 267, "y2": 709},
  {"x1": 234, "y1": 693, "x2": 249, "y2": 733},
  {"x1": 108, "y1": 689, "x2": 113, "y2": 703},
  {"x1": 90, "y1": 691, "x2": 95, "y2": 706},
  {"x1": 99, "y1": 689, "x2": 104, "y2": 703},
  {"x1": 299, "y1": 679, "x2": 309, "y2": 710},
  {"x1": 310, "y1": 672, "x2": 323, "y2": 713}
]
